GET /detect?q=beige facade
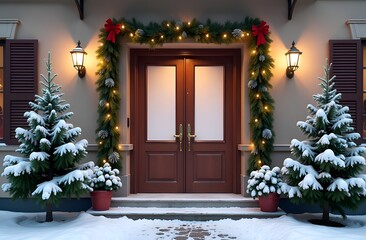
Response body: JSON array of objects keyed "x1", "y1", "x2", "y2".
[{"x1": 0, "y1": 0, "x2": 365, "y2": 197}]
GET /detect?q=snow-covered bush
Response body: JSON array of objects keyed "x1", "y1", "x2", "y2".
[
  {"x1": 90, "y1": 163, "x2": 122, "y2": 191},
  {"x1": 247, "y1": 165, "x2": 282, "y2": 198}
]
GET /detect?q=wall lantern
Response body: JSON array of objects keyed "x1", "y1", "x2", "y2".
[
  {"x1": 285, "y1": 41, "x2": 302, "y2": 79},
  {"x1": 70, "y1": 41, "x2": 87, "y2": 78}
]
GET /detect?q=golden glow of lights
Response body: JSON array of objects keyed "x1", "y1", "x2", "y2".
[
  {"x1": 254, "y1": 119, "x2": 258, "y2": 123},
  {"x1": 151, "y1": 39, "x2": 155, "y2": 42},
  {"x1": 251, "y1": 72, "x2": 255, "y2": 76},
  {"x1": 223, "y1": 34, "x2": 227, "y2": 38},
  {"x1": 100, "y1": 61, "x2": 103, "y2": 64},
  {"x1": 241, "y1": 33, "x2": 245, "y2": 37},
  {"x1": 264, "y1": 106, "x2": 268, "y2": 110},
  {"x1": 106, "y1": 102, "x2": 110, "y2": 107},
  {"x1": 206, "y1": 33, "x2": 209, "y2": 38},
  {"x1": 246, "y1": 33, "x2": 250, "y2": 36},
  {"x1": 262, "y1": 70, "x2": 266, "y2": 74},
  {"x1": 269, "y1": 48, "x2": 271, "y2": 51},
  {"x1": 176, "y1": 26, "x2": 180, "y2": 30},
  {"x1": 99, "y1": 141, "x2": 103, "y2": 145},
  {"x1": 166, "y1": 23, "x2": 170, "y2": 27},
  {"x1": 258, "y1": 160, "x2": 262, "y2": 164},
  {"x1": 178, "y1": 36, "x2": 182, "y2": 40},
  {"x1": 188, "y1": 22, "x2": 191, "y2": 26},
  {"x1": 130, "y1": 33, "x2": 134, "y2": 37},
  {"x1": 100, "y1": 43, "x2": 103, "y2": 46},
  {"x1": 115, "y1": 126, "x2": 119, "y2": 130},
  {"x1": 252, "y1": 50, "x2": 256, "y2": 54},
  {"x1": 161, "y1": 35, "x2": 164, "y2": 39},
  {"x1": 103, "y1": 159, "x2": 107, "y2": 163},
  {"x1": 121, "y1": 25, "x2": 125, "y2": 29},
  {"x1": 262, "y1": 141, "x2": 265, "y2": 144},
  {"x1": 256, "y1": 94, "x2": 260, "y2": 98},
  {"x1": 251, "y1": 143, "x2": 254, "y2": 147},
  {"x1": 113, "y1": 90, "x2": 117, "y2": 94}
]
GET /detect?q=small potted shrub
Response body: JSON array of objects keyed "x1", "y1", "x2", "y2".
[
  {"x1": 90, "y1": 163, "x2": 122, "y2": 211},
  {"x1": 247, "y1": 165, "x2": 282, "y2": 212}
]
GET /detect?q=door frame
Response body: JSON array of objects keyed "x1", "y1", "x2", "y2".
[{"x1": 130, "y1": 48, "x2": 241, "y2": 194}]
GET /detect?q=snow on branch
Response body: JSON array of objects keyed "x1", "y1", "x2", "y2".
[
  {"x1": 346, "y1": 177, "x2": 366, "y2": 189},
  {"x1": 40, "y1": 138, "x2": 51, "y2": 147},
  {"x1": 58, "y1": 169, "x2": 86, "y2": 185},
  {"x1": 299, "y1": 174, "x2": 323, "y2": 190},
  {"x1": 1, "y1": 183, "x2": 11, "y2": 192},
  {"x1": 345, "y1": 133, "x2": 361, "y2": 142},
  {"x1": 332, "y1": 118, "x2": 353, "y2": 131},
  {"x1": 327, "y1": 178, "x2": 349, "y2": 192},
  {"x1": 24, "y1": 111, "x2": 45, "y2": 125},
  {"x1": 54, "y1": 142, "x2": 77, "y2": 156},
  {"x1": 297, "y1": 121, "x2": 316, "y2": 135},
  {"x1": 280, "y1": 183, "x2": 302, "y2": 198},
  {"x1": 66, "y1": 127, "x2": 81, "y2": 138},
  {"x1": 283, "y1": 158, "x2": 318, "y2": 177},
  {"x1": 32, "y1": 180, "x2": 62, "y2": 200},
  {"x1": 314, "y1": 149, "x2": 345, "y2": 168},
  {"x1": 35, "y1": 125, "x2": 48, "y2": 135},
  {"x1": 29, "y1": 152, "x2": 50, "y2": 162},
  {"x1": 15, "y1": 128, "x2": 35, "y2": 143},
  {"x1": 345, "y1": 156, "x2": 366, "y2": 167},
  {"x1": 315, "y1": 109, "x2": 329, "y2": 125},
  {"x1": 2, "y1": 161, "x2": 32, "y2": 176},
  {"x1": 290, "y1": 139, "x2": 315, "y2": 158},
  {"x1": 316, "y1": 133, "x2": 337, "y2": 146},
  {"x1": 75, "y1": 139, "x2": 88, "y2": 152},
  {"x1": 3, "y1": 155, "x2": 28, "y2": 167},
  {"x1": 307, "y1": 104, "x2": 318, "y2": 114}
]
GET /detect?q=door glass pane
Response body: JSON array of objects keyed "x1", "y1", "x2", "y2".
[
  {"x1": 194, "y1": 66, "x2": 224, "y2": 141},
  {"x1": 147, "y1": 66, "x2": 176, "y2": 140}
]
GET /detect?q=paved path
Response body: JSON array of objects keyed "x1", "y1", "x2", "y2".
[{"x1": 155, "y1": 223, "x2": 237, "y2": 240}]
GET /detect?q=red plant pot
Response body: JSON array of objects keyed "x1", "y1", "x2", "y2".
[
  {"x1": 90, "y1": 190, "x2": 113, "y2": 211},
  {"x1": 258, "y1": 192, "x2": 280, "y2": 212}
]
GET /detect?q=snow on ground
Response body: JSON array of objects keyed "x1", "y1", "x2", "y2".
[{"x1": 0, "y1": 211, "x2": 365, "y2": 240}]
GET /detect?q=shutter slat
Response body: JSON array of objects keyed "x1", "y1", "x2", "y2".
[
  {"x1": 4, "y1": 40, "x2": 38, "y2": 144},
  {"x1": 329, "y1": 40, "x2": 362, "y2": 142}
]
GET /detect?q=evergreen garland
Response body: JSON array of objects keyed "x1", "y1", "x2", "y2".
[{"x1": 96, "y1": 17, "x2": 275, "y2": 172}]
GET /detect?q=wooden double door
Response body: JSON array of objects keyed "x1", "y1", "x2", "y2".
[{"x1": 131, "y1": 49, "x2": 240, "y2": 193}]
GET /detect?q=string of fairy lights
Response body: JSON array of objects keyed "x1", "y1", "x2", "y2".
[{"x1": 96, "y1": 17, "x2": 275, "y2": 172}]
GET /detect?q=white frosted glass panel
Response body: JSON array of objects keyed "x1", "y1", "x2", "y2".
[
  {"x1": 147, "y1": 66, "x2": 176, "y2": 140},
  {"x1": 195, "y1": 66, "x2": 224, "y2": 141}
]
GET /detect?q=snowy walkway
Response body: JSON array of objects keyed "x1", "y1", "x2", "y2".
[{"x1": 0, "y1": 211, "x2": 366, "y2": 240}]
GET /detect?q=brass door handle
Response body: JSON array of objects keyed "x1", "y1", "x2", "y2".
[
  {"x1": 174, "y1": 124, "x2": 183, "y2": 151},
  {"x1": 187, "y1": 124, "x2": 196, "y2": 151}
]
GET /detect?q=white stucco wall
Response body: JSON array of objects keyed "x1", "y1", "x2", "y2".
[{"x1": 0, "y1": 0, "x2": 365, "y2": 197}]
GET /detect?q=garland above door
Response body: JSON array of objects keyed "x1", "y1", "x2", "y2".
[{"x1": 95, "y1": 17, "x2": 275, "y2": 173}]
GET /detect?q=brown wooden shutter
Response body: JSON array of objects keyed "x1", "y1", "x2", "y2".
[
  {"x1": 4, "y1": 40, "x2": 38, "y2": 145},
  {"x1": 329, "y1": 40, "x2": 362, "y2": 142}
]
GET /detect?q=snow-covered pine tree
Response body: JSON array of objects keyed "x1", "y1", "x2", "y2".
[
  {"x1": 1, "y1": 53, "x2": 93, "y2": 222},
  {"x1": 281, "y1": 61, "x2": 366, "y2": 226}
]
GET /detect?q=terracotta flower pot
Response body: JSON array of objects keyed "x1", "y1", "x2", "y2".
[
  {"x1": 258, "y1": 192, "x2": 280, "y2": 212},
  {"x1": 90, "y1": 190, "x2": 113, "y2": 211}
]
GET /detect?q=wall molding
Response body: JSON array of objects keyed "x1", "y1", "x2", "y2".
[
  {"x1": 0, "y1": 19, "x2": 20, "y2": 39},
  {"x1": 346, "y1": 19, "x2": 366, "y2": 39},
  {"x1": 238, "y1": 144, "x2": 290, "y2": 152}
]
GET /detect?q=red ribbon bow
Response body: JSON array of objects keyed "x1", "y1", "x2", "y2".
[
  {"x1": 104, "y1": 18, "x2": 122, "y2": 43},
  {"x1": 252, "y1": 21, "x2": 269, "y2": 46}
]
